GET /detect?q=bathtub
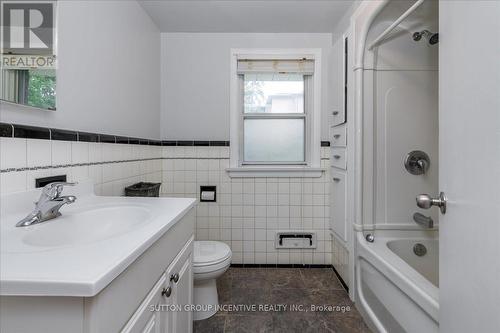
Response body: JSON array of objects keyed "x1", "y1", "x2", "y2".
[{"x1": 355, "y1": 231, "x2": 439, "y2": 333}]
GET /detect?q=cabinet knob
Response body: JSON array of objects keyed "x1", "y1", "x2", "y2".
[
  {"x1": 333, "y1": 134, "x2": 341, "y2": 139},
  {"x1": 170, "y1": 273, "x2": 179, "y2": 283},
  {"x1": 162, "y1": 286, "x2": 172, "y2": 297},
  {"x1": 333, "y1": 155, "x2": 341, "y2": 159},
  {"x1": 333, "y1": 111, "x2": 339, "y2": 115}
]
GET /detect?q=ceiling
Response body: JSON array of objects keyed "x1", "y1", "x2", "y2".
[{"x1": 139, "y1": 0, "x2": 354, "y2": 33}]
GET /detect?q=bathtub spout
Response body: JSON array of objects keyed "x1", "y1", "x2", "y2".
[{"x1": 413, "y1": 213, "x2": 434, "y2": 228}]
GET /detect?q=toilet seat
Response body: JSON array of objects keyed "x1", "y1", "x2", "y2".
[{"x1": 193, "y1": 241, "x2": 231, "y2": 267}]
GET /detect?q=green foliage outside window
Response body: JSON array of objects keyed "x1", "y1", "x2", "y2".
[{"x1": 27, "y1": 69, "x2": 56, "y2": 110}]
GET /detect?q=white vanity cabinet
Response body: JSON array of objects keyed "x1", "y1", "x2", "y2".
[
  {"x1": 121, "y1": 273, "x2": 167, "y2": 333},
  {"x1": 164, "y1": 237, "x2": 194, "y2": 333},
  {"x1": 0, "y1": 206, "x2": 196, "y2": 333},
  {"x1": 122, "y1": 236, "x2": 193, "y2": 333}
]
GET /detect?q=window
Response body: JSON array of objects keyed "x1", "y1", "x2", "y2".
[
  {"x1": 1, "y1": 68, "x2": 56, "y2": 110},
  {"x1": 228, "y1": 49, "x2": 323, "y2": 177},
  {"x1": 0, "y1": 1, "x2": 57, "y2": 110},
  {"x1": 243, "y1": 74, "x2": 306, "y2": 164}
]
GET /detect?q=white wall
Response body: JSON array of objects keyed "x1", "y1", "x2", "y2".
[
  {"x1": 160, "y1": 33, "x2": 334, "y2": 140},
  {"x1": 332, "y1": 0, "x2": 361, "y2": 39},
  {"x1": 0, "y1": 1, "x2": 161, "y2": 139}
]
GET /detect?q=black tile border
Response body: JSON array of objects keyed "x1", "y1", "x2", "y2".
[
  {"x1": 210, "y1": 141, "x2": 229, "y2": 147},
  {"x1": 128, "y1": 138, "x2": 140, "y2": 145},
  {"x1": 99, "y1": 134, "x2": 116, "y2": 143},
  {"x1": 229, "y1": 263, "x2": 349, "y2": 292},
  {"x1": 149, "y1": 140, "x2": 162, "y2": 146},
  {"x1": 230, "y1": 263, "x2": 332, "y2": 269},
  {"x1": 77, "y1": 132, "x2": 99, "y2": 142},
  {"x1": 13, "y1": 124, "x2": 50, "y2": 140},
  {"x1": 0, "y1": 122, "x2": 329, "y2": 148},
  {"x1": 51, "y1": 128, "x2": 77, "y2": 141},
  {"x1": 177, "y1": 140, "x2": 194, "y2": 146},
  {"x1": 331, "y1": 264, "x2": 349, "y2": 292},
  {"x1": 169, "y1": 140, "x2": 230, "y2": 146},
  {"x1": 116, "y1": 136, "x2": 129, "y2": 144},
  {"x1": 0, "y1": 123, "x2": 13, "y2": 137}
]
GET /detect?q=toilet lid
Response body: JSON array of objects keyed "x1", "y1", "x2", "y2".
[{"x1": 193, "y1": 241, "x2": 231, "y2": 266}]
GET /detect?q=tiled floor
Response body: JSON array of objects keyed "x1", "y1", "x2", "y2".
[{"x1": 194, "y1": 267, "x2": 371, "y2": 333}]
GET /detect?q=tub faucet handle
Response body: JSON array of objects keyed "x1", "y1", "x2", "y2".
[{"x1": 413, "y1": 212, "x2": 434, "y2": 228}]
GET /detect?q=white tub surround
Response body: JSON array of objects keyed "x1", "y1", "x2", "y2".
[
  {"x1": 342, "y1": 0, "x2": 440, "y2": 330},
  {"x1": 355, "y1": 231, "x2": 438, "y2": 333},
  {"x1": 0, "y1": 182, "x2": 196, "y2": 296},
  {"x1": 387, "y1": 238, "x2": 438, "y2": 287}
]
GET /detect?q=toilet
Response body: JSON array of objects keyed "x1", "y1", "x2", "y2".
[{"x1": 193, "y1": 241, "x2": 232, "y2": 321}]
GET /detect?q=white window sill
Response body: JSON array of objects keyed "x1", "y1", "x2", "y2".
[{"x1": 226, "y1": 167, "x2": 324, "y2": 178}]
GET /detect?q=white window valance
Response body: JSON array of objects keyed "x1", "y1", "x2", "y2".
[{"x1": 237, "y1": 59, "x2": 314, "y2": 74}]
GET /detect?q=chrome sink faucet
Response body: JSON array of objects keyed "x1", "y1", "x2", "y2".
[{"x1": 16, "y1": 182, "x2": 77, "y2": 227}]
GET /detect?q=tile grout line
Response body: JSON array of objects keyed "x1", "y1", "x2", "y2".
[{"x1": 1, "y1": 156, "x2": 332, "y2": 173}]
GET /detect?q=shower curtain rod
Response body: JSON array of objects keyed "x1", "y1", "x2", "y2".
[{"x1": 368, "y1": 0, "x2": 425, "y2": 50}]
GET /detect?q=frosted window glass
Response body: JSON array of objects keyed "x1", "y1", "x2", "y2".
[
  {"x1": 244, "y1": 74, "x2": 304, "y2": 114},
  {"x1": 244, "y1": 119, "x2": 304, "y2": 162}
]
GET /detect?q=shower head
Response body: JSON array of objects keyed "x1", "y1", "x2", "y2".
[{"x1": 412, "y1": 30, "x2": 439, "y2": 45}]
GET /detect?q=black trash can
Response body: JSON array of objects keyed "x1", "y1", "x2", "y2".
[{"x1": 125, "y1": 182, "x2": 161, "y2": 197}]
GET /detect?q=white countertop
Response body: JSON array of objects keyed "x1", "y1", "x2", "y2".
[{"x1": 0, "y1": 183, "x2": 196, "y2": 297}]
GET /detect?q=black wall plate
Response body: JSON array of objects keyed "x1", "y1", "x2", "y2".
[
  {"x1": 200, "y1": 186, "x2": 216, "y2": 202},
  {"x1": 35, "y1": 175, "x2": 67, "y2": 188}
]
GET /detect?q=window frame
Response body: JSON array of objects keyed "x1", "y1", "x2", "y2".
[
  {"x1": 228, "y1": 49, "x2": 323, "y2": 178},
  {"x1": 240, "y1": 74, "x2": 309, "y2": 165}
]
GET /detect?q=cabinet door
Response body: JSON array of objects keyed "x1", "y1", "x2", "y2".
[
  {"x1": 330, "y1": 124, "x2": 347, "y2": 147},
  {"x1": 331, "y1": 148, "x2": 347, "y2": 170},
  {"x1": 331, "y1": 171, "x2": 347, "y2": 242},
  {"x1": 165, "y1": 237, "x2": 194, "y2": 333},
  {"x1": 121, "y1": 274, "x2": 167, "y2": 333}
]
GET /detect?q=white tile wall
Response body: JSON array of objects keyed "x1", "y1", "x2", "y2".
[
  {"x1": 0, "y1": 137, "x2": 162, "y2": 196},
  {"x1": 161, "y1": 146, "x2": 332, "y2": 265},
  {"x1": 0, "y1": 137, "x2": 339, "y2": 266},
  {"x1": 331, "y1": 232, "x2": 350, "y2": 286},
  {"x1": 27, "y1": 139, "x2": 51, "y2": 167},
  {"x1": 0, "y1": 138, "x2": 26, "y2": 169}
]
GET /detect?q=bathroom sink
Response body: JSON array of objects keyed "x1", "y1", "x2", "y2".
[
  {"x1": 1, "y1": 204, "x2": 152, "y2": 253},
  {"x1": 23, "y1": 206, "x2": 151, "y2": 248},
  {"x1": 0, "y1": 181, "x2": 197, "y2": 296}
]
